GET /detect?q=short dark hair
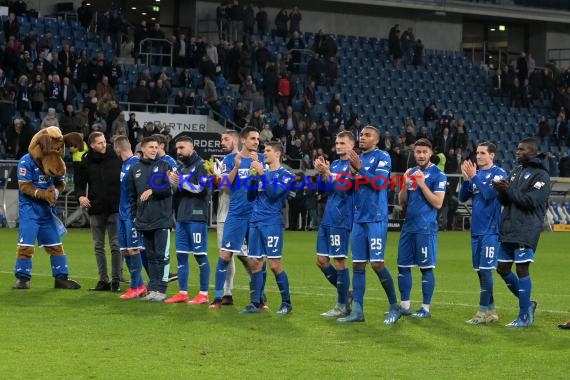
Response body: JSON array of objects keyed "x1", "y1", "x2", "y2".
[
  {"x1": 267, "y1": 141, "x2": 284, "y2": 161},
  {"x1": 240, "y1": 126, "x2": 258, "y2": 138},
  {"x1": 222, "y1": 130, "x2": 239, "y2": 139},
  {"x1": 141, "y1": 136, "x2": 159, "y2": 147},
  {"x1": 336, "y1": 130, "x2": 356, "y2": 143},
  {"x1": 151, "y1": 133, "x2": 167, "y2": 146},
  {"x1": 478, "y1": 141, "x2": 497, "y2": 154},
  {"x1": 520, "y1": 137, "x2": 538, "y2": 153},
  {"x1": 88, "y1": 131, "x2": 104, "y2": 145},
  {"x1": 175, "y1": 134, "x2": 194, "y2": 144},
  {"x1": 414, "y1": 138, "x2": 432, "y2": 149}
]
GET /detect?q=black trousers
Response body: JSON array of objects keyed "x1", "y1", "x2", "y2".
[{"x1": 141, "y1": 229, "x2": 169, "y2": 293}]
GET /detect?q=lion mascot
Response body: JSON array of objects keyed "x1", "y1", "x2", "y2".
[{"x1": 13, "y1": 126, "x2": 84, "y2": 289}]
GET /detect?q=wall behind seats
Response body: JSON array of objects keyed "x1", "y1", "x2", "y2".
[{"x1": 196, "y1": 0, "x2": 463, "y2": 52}]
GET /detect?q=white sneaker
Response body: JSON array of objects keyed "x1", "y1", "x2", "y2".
[{"x1": 320, "y1": 305, "x2": 349, "y2": 317}]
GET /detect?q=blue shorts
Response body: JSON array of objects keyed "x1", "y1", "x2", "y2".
[
  {"x1": 221, "y1": 216, "x2": 249, "y2": 253},
  {"x1": 471, "y1": 234, "x2": 499, "y2": 270},
  {"x1": 117, "y1": 218, "x2": 143, "y2": 250},
  {"x1": 351, "y1": 221, "x2": 387, "y2": 263},
  {"x1": 498, "y1": 242, "x2": 535, "y2": 264},
  {"x1": 248, "y1": 223, "x2": 284, "y2": 259},
  {"x1": 397, "y1": 231, "x2": 437, "y2": 268},
  {"x1": 18, "y1": 217, "x2": 61, "y2": 247},
  {"x1": 176, "y1": 221, "x2": 208, "y2": 255},
  {"x1": 316, "y1": 225, "x2": 350, "y2": 258}
]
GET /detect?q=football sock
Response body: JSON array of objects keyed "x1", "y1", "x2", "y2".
[
  {"x1": 321, "y1": 264, "x2": 338, "y2": 287},
  {"x1": 421, "y1": 269, "x2": 435, "y2": 305},
  {"x1": 15, "y1": 258, "x2": 32, "y2": 280},
  {"x1": 352, "y1": 268, "x2": 366, "y2": 307},
  {"x1": 50, "y1": 255, "x2": 69, "y2": 277},
  {"x1": 518, "y1": 275, "x2": 532, "y2": 318},
  {"x1": 195, "y1": 254, "x2": 210, "y2": 293},
  {"x1": 260, "y1": 261, "x2": 268, "y2": 303},
  {"x1": 422, "y1": 304, "x2": 430, "y2": 312},
  {"x1": 223, "y1": 255, "x2": 235, "y2": 296},
  {"x1": 501, "y1": 271, "x2": 520, "y2": 298},
  {"x1": 275, "y1": 271, "x2": 291, "y2": 304},
  {"x1": 250, "y1": 270, "x2": 264, "y2": 306},
  {"x1": 176, "y1": 252, "x2": 189, "y2": 292},
  {"x1": 398, "y1": 267, "x2": 412, "y2": 303},
  {"x1": 130, "y1": 253, "x2": 144, "y2": 288},
  {"x1": 337, "y1": 268, "x2": 350, "y2": 306},
  {"x1": 375, "y1": 267, "x2": 398, "y2": 305},
  {"x1": 479, "y1": 269, "x2": 493, "y2": 309},
  {"x1": 214, "y1": 257, "x2": 230, "y2": 300}
]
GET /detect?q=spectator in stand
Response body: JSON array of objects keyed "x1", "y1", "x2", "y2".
[
  {"x1": 303, "y1": 80, "x2": 316, "y2": 117},
  {"x1": 239, "y1": 74, "x2": 257, "y2": 113},
  {"x1": 204, "y1": 74, "x2": 220, "y2": 115},
  {"x1": 288, "y1": 173, "x2": 307, "y2": 229},
  {"x1": 127, "y1": 113, "x2": 142, "y2": 149},
  {"x1": 306, "y1": 52, "x2": 323, "y2": 85},
  {"x1": 277, "y1": 73, "x2": 291, "y2": 115},
  {"x1": 404, "y1": 120, "x2": 416, "y2": 146},
  {"x1": 234, "y1": 100, "x2": 249, "y2": 129},
  {"x1": 413, "y1": 39, "x2": 424, "y2": 66},
  {"x1": 228, "y1": 0, "x2": 243, "y2": 41},
  {"x1": 516, "y1": 52, "x2": 528, "y2": 83},
  {"x1": 284, "y1": 105, "x2": 299, "y2": 132},
  {"x1": 242, "y1": 3, "x2": 255, "y2": 36},
  {"x1": 289, "y1": 6, "x2": 302, "y2": 33},
  {"x1": 256, "y1": 6, "x2": 268, "y2": 36},
  {"x1": 417, "y1": 124, "x2": 432, "y2": 143},
  {"x1": 220, "y1": 95, "x2": 235, "y2": 125},
  {"x1": 401, "y1": 27, "x2": 415, "y2": 64},
  {"x1": 552, "y1": 114, "x2": 568, "y2": 147},
  {"x1": 511, "y1": 78, "x2": 528, "y2": 109},
  {"x1": 435, "y1": 127, "x2": 454, "y2": 154},
  {"x1": 4, "y1": 12, "x2": 19, "y2": 39},
  {"x1": 263, "y1": 63, "x2": 279, "y2": 113},
  {"x1": 179, "y1": 68, "x2": 193, "y2": 88},
  {"x1": 538, "y1": 115, "x2": 551, "y2": 146},
  {"x1": 60, "y1": 77, "x2": 77, "y2": 108},
  {"x1": 98, "y1": 11, "x2": 110, "y2": 45},
  {"x1": 153, "y1": 79, "x2": 169, "y2": 113},
  {"x1": 30, "y1": 74, "x2": 46, "y2": 119},
  {"x1": 134, "y1": 20, "x2": 148, "y2": 63},
  {"x1": 390, "y1": 26, "x2": 403, "y2": 66},
  {"x1": 59, "y1": 104, "x2": 83, "y2": 135},
  {"x1": 255, "y1": 42, "x2": 271, "y2": 74},
  {"x1": 250, "y1": 108, "x2": 264, "y2": 131},
  {"x1": 273, "y1": 117, "x2": 287, "y2": 139},
  {"x1": 423, "y1": 102, "x2": 438, "y2": 125},
  {"x1": 453, "y1": 119, "x2": 469, "y2": 151},
  {"x1": 40, "y1": 107, "x2": 59, "y2": 130},
  {"x1": 559, "y1": 152, "x2": 570, "y2": 177},
  {"x1": 16, "y1": 75, "x2": 31, "y2": 117},
  {"x1": 502, "y1": 65, "x2": 514, "y2": 96},
  {"x1": 111, "y1": 113, "x2": 128, "y2": 137},
  {"x1": 5, "y1": 118, "x2": 33, "y2": 160},
  {"x1": 379, "y1": 130, "x2": 394, "y2": 151},
  {"x1": 206, "y1": 41, "x2": 219, "y2": 65},
  {"x1": 128, "y1": 80, "x2": 151, "y2": 112},
  {"x1": 275, "y1": 9, "x2": 289, "y2": 39},
  {"x1": 259, "y1": 122, "x2": 273, "y2": 147},
  {"x1": 287, "y1": 31, "x2": 306, "y2": 73}
]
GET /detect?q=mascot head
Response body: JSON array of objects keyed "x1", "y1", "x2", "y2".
[{"x1": 28, "y1": 126, "x2": 84, "y2": 177}]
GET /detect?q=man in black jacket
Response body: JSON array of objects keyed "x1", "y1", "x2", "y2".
[
  {"x1": 76, "y1": 131, "x2": 123, "y2": 292},
  {"x1": 128, "y1": 136, "x2": 174, "y2": 301},
  {"x1": 164, "y1": 135, "x2": 211, "y2": 305},
  {"x1": 492, "y1": 138, "x2": 551, "y2": 328}
]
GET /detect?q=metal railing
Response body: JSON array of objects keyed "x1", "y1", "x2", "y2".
[
  {"x1": 119, "y1": 101, "x2": 202, "y2": 114},
  {"x1": 138, "y1": 38, "x2": 174, "y2": 67}
]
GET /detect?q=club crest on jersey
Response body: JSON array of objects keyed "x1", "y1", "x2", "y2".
[
  {"x1": 492, "y1": 175, "x2": 503, "y2": 181},
  {"x1": 153, "y1": 166, "x2": 159, "y2": 172},
  {"x1": 523, "y1": 172, "x2": 530, "y2": 180},
  {"x1": 19, "y1": 167, "x2": 26, "y2": 176}
]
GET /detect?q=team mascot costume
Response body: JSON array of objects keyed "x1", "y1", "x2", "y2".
[{"x1": 13, "y1": 126, "x2": 84, "y2": 290}]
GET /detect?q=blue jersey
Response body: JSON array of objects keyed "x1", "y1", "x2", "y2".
[
  {"x1": 222, "y1": 152, "x2": 265, "y2": 219},
  {"x1": 159, "y1": 154, "x2": 177, "y2": 169},
  {"x1": 119, "y1": 155, "x2": 140, "y2": 220},
  {"x1": 402, "y1": 164, "x2": 447, "y2": 234},
  {"x1": 248, "y1": 166, "x2": 292, "y2": 225},
  {"x1": 320, "y1": 159, "x2": 353, "y2": 229},
  {"x1": 17, "y1": 154, "x2": 64, "y2": 220},
  {"x1": 353, "y1": 148, "x2": 391, "y2": 223},
  {"x1": 459, "y1": 165, "x2": 507, "y2": 236}
]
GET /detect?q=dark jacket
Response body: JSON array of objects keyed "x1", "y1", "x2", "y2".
[
  {"x1": 497, "y1": 157, "x2": 550, "y2": 250},
  {"x1": 75, "y1": 146, "x2": 122, "y2": 215},
  {"x1": 174, "y1": 152, "x2": 210, "y2": 223},
  {"x1": 128, "y1": 157, "x2": 173, "y2": 231}
]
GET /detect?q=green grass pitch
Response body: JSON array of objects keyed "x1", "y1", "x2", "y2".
[{"x1": 1, "y1": 228, "x2": 569, "y2": 379}]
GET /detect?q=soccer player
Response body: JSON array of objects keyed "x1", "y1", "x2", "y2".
[
  {"x1": 397, "y1": 138, "x2": 446, "y2": 318},
  {"x1": 241, "y1": 142, "x2": 293, "y2": 314},
  {"x1": 338, "y1": 126, "x2": 401, "y2": 324},
  {"x1": 217, "y1": 130, "x2": 251, "y2": 305},
  {"x1": 210, "y1": 127, "x2": 264, "y2": 309},
  {"x1": 313, "y1": 131, "x2": 354, "y2": 317},
  {"x1": 113, "y1": 136, "x2": 147, "y2": 299},
  {"x1": 492, "y1": 138, "x2": 550, "y2": 327},
  {"x1": 128, "y1": 136, "x2": 173, "y2": 301},
  {"x1": 151, "y1": 133, "x2": 177, "y2": 284},
  {"x1": 164, "y1": 135, "x2": 211, "y2": 305},
  {"x1": 458, "y1": 142, "x2": 507, "y2": 324}
]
